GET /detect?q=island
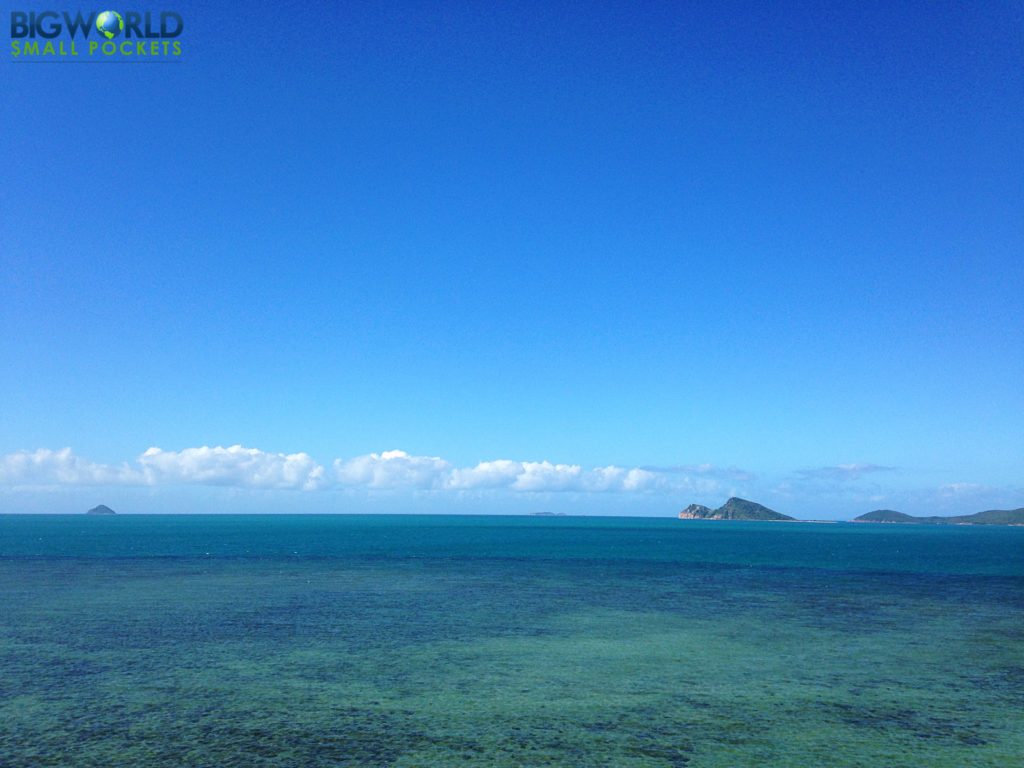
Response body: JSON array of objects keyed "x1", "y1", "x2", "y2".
[
  {"x1": 86, "y1": 504, "x2": 117, "y2": 515},
  {"x1": 854, "y1": 507, "x2": 1024, "y2": 525},
  {"x1": 678, "y1": 497, "x2": 795, "y2": 521}
]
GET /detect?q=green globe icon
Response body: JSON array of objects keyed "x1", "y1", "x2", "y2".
[{"x1": 96, "y1": 11, "x2": 124, "y2": 39}]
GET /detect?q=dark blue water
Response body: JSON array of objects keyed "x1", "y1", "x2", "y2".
[{"x1": 4, "y1": 514, "x2": 1021, "y2": 574}]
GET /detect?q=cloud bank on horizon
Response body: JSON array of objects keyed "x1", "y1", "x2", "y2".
[
  {"x1": 0, "y1": 445, "x2": 727, "y2": 495},
  {"x1": 1, "y1": 446, "x2": 1017, "y2": 517}
]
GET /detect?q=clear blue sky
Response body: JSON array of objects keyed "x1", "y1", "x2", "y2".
[{"x1": 2, "y1": 0, "x2": 1021, "y2": 517}]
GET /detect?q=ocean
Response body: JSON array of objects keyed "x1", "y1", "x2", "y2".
[{"x1": 1, "y1": 514, "x2": 1021, "y2": 767}]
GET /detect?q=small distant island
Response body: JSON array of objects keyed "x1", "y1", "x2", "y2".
[
  {"x1": 854, "y1": 508, "x2": 1024, "y2": 526},
  {"x1": 531, "y1": 511, "x2": 567, "y2": 517},
  {"x1": 86, "y1": 504, "x2": 117, "y2": 515},
  {"x1": 678, "y1": 497, "x2": 795, "y2": 521}
]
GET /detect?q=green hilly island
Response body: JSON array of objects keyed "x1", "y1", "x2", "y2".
[
  {"x1": 854, "y1": 507, "x2": 1024, "y2": 525},
  {"x1": 677, "y1": 501, "x2": 1024, "y2": 525},
  {"x1": 678, "y1": 497, "x2": 795, "y2": 521}
]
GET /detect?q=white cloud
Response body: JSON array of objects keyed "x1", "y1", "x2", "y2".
[
  {"x1": 642, "y1": 463, "x2": 754, "y2": 483},
  {"x1": 334, "y1": 450, "x2": 450, "y2": 489},
  {"x1": 0, "y1": 448, "x2": 141, "y2": 486},
  {"x1": 796, "y1": 463, "x2": 895, "y2": 481},
  {"x1": 139, "y1": 445, "x2": 325, "y2": 490},
  {"x1": 939, "y1": 482, "x2": 988, "y2": 496},
  {"x1": 510, "y1": 461, "x2": 583, "y2": 492},
  {"x1": 448, "y1": 460, "x2": 670, "y2": 493},
  {"x1": 581, "y1": 465, "x2": 663, "y2": 492},
  {"x1": 446, "y1": 459, "x2": 523, "y2": 490},
  {"x1": 0, "y1": 445, "x2": 742, "y2": 497}
]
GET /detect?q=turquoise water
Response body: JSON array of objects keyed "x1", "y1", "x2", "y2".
[{"x1": 1, "y1": 515, "x2": 1022, "y2": 766}]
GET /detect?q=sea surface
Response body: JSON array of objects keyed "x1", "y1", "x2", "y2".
[{"x1": 1, "y1": 514, "x2": 1022, "y2": 767}]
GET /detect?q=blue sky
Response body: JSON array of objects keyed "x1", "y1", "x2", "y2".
[{"x1": 2, "y1": 0, "x2": 1021, "y2": 517}]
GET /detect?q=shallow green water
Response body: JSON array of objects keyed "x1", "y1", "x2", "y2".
[{"x1": 1, "y1": 515, "x2": 1022, "y2": 766}]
